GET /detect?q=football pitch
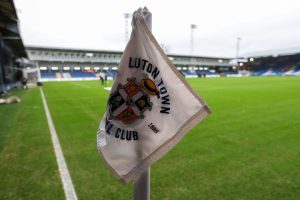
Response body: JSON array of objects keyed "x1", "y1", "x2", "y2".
[{"x1": 1, "y1": 77, "x2": 300, "y2": 200}]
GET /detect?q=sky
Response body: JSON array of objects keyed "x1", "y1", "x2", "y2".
[{"x1": 14, "y1": 0, "x2": 300, "y2": 58}]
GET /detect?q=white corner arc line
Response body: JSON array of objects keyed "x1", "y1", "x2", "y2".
[{"x1": 40, "y1": 88, "x2": 78, "y2": 200}]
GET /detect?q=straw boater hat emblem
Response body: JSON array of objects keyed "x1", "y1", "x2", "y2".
[{"x1": 108, "y1": 77, "x2": 160, "y2": 124}]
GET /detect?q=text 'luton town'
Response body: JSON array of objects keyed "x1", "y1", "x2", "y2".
[
  {"x1": 129, "y1": 57, "x2": 160, "y2": 80},
  {"x1": 128, "y1": 56, "x2": 171, "y2": 114}
]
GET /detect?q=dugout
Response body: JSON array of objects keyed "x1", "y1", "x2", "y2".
[{"x1": 0, "y1": 0, "x2": 28, "y2": 93}]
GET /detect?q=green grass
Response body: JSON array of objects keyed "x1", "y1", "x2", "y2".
[
  {"x1": 0, "y1": 89, "x2": 65, "y2": 200},
  {"x1": 1, "y1": 77, "x2": 300, "y2": 199}
]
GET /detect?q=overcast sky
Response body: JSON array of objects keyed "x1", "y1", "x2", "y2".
[{"x1": 14, "y1": 0, "x2": 300, "y2": 57}]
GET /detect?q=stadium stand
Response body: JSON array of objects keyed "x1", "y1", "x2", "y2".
[
  {"x1": 106, "y1": 70, "x2": 118, "y2": 78},
  {"x1": 26, "y1": 46, "x2": 237, "y2": 81},
  {"x1": 181, "y1": 70, "x2": 198, "y2": 77},
  {"x1": 242, "y1": 48, "x2": 300, "y2": 76},
  {"x1": 70, "y1": 71, "x2": 96, "y2": 78},
  {"x1": 41, "y1": 72, "x2": 56, "y2": 78},
  {"x1": 56, "y1": 72, "x2": 62, "y2": 78},
  {"x1": 244, "y1": 48, "x2": 300, "y2": 76},
  {"x1": 0, "y1": 0, "x2": 30, "y2": 93}
]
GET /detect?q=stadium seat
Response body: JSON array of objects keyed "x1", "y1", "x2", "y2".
[{"x1": 41, "y1": 72, "x2": 56, "y2": 78}]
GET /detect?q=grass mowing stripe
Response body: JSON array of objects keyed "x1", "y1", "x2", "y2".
[{"x1": 40, "y1": 88, "x2": 78, "y2": 200}]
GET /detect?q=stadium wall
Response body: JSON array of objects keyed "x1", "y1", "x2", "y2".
[{"x1": 0, "y1": 0, "x2": 29, "y2": 93}]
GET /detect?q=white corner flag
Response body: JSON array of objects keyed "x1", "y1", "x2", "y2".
[{"x1": 97, "y1": 7, "x2": 211, "y2": 184}]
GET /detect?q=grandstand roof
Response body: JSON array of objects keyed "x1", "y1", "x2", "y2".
[
  {"x1": 26, "y1": 46, "x2": 232, "y2": 61},
  {"x1": 0, "y1": 0, "x2": 27, "y2": 58},
  {"x1": 243, "y1": 46, "x2": 300, "y2": 58},
  {"x1": 26, "y1": 46, "x2": 233, "y2": 67},
  {"x1": 26, "y1": 46, "x2": 124, "y2": 55}
]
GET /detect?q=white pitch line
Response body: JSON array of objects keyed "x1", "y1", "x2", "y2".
[
  {"x1": 40, "y1": 88, "x2": 78, "y2": 200},
  {"x1": 104, "y1": 87, "x2": 112, "y2": 91}
]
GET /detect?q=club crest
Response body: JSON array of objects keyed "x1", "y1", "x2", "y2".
[{"x1": 108, "y1": 78, "x2": 154, "y2": 124}]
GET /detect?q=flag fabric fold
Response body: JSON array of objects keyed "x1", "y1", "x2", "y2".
[{"x1": 97, "y1": 7, "x2": 211, "y2": 184}]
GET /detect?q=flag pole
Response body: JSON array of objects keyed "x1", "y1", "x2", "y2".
[
  {"x1": 134, "y1": 168, "x2": 150, "y2": 200},
  {"x1": 133, "y1": 7, "x2": 152, "y2": 200}
]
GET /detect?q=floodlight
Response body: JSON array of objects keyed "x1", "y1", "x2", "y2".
[
  {"x1": 40, "y1": 67, "x2": 47, "y2": 70},
  {"x1": 86, "y1": 53, "x2": 94, "y2": 57}
]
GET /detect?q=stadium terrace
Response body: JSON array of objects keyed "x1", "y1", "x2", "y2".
[{"x1": 24, "y1": 46, "x2": 234, "y2": 82}]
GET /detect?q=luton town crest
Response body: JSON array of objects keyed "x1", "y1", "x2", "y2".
[{"x1": 108, "y1": 78, "x2": 156, "y2": 124}]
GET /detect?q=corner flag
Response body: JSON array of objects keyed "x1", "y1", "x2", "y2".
[{"x1": 97, "y1": 7, "x2": 211, "y2": 184}]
